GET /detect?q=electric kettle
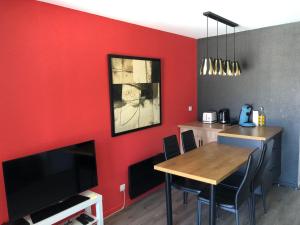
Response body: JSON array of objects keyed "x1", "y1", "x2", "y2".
[{"x1": 218, "y1": 109, "x2": 230, "y2": 124}]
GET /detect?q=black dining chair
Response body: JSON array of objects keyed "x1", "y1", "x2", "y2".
[
  {"x1": 251, "y1": 139, "x2": 274, "y2": 225},
  {"x1": 163, "y1": 135, "x2": 206, "y2": 209},
  {"x1": 197, "y1": 148, "x2": 262, "y2": 225},
  {"x1": 181, "y1": 130, "x2": 197, "y2": 152},
  {"x1": 181, "y1": 130, "x2": 198, "y2": 203},
  {"x1": 220, "y1": 139, "x2": 274, "y2": 220}
]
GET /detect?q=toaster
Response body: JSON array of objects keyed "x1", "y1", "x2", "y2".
[{"x1": 202, "y1": 111, "x2": 217, "y2": 124}]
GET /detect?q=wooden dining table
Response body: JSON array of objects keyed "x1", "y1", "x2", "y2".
[{"x1": 154, "y1": 142, "x2": 253, "y2": 225}]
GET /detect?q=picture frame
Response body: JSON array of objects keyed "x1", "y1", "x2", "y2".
[{"x1": 108, "y1": 54, "x2": 162, "y2": 136}]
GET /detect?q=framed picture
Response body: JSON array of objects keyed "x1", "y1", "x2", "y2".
[{"x1": 108, "y1": 54, "x2": 162, "y2": 136}]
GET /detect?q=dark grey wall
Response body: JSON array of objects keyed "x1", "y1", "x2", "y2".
[{"x1": 197, "y1": 22, "x2": 300, "y2": 187}]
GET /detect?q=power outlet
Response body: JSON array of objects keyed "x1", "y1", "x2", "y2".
[
  {"x1": 120, "y1": 184, "x2": 126, "y2": 192},
  {"x1": 188, "y1": 106, "x2": 193, "y2": 112}
]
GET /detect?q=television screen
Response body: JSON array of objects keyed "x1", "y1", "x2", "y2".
[{"x1": 2, "y1": 140, "x2": 98, "y2": 221}]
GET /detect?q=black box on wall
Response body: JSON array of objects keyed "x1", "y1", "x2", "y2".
[{"x1": 128, "y1": 153, "x2": 164, "y2": 199}]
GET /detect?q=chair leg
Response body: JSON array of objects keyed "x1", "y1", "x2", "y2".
[
  {"x1": 196, "y1": 198, "x2": 202, "y2": 225},
  {"x1": 252, "y1": 192, "x2": 256, "y2": 225},
  {"x1": 235, "y1": 210, "x2": 240, "y2": 225},
  {"x1": 183, "y1": 192, "x2": 188, "y2": 204},
  {"x1": 216, "y1": 207, "x2": 221, "y2": 219},
  {"x1": 261, "y1": 185, "x2": 267, "y2": 214},
  {"x1": 247, "y1": 198, "x2": 253, "y2": 225}
]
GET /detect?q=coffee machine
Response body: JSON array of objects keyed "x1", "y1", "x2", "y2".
[{"x1": 239, "y1": 104, "x2": 255, "y2": 127}]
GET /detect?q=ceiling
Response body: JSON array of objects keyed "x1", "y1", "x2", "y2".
[{"x1": 38, "y1": 0, "x2": 300, "y2": 38}]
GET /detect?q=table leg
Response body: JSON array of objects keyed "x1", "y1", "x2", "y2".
[
  {"x1": 165, "y1": 173, "x2": 173, "y2": 225},
  {"x1": 95, "y1": 197, "x2": 104, "y2": 225},
  {"x1": 209, "y1": 184, "x2": 216, "y2": 225}
]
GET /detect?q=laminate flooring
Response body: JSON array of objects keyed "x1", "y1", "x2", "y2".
[{"x1": 105, "y1": 186, "x2": 300, "y2": 225}]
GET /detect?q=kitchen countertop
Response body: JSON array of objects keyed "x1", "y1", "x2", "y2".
[
  {"x1": 178, "y1": 121, "x2": 231, "y2": 130},
  {"x1": 218, "y1": 125, "x2": 283, "y2": 141}
]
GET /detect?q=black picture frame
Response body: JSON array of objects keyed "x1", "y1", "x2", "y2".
[{"x1": 108, "y1": 54, "x2": 162, "y2": 137}]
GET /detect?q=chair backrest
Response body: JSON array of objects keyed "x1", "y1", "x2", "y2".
[
  {"x1": 181, "y1": 130, "x2": 197, "y2": 152},
  {"x1": 163, "y1": 135, "x2": 181, "y2": 160},
  {"x1": 235, "y1": 148, "x2": 262, "y2": 207},
  {"x1": 253, "y1": 139, "x2": 274, "y2": 188}
]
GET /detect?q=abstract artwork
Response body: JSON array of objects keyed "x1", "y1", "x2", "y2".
[{"x1": 108, "y1": 55, "x2": 161, "y2": 136}]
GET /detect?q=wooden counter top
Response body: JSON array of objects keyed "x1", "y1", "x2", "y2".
[
  {"x1": 218, "y1": 125, "x2": 282, "y2": 141},
  {"x1": 178, "y1": 121, "x2": 231, "y2": 131}
]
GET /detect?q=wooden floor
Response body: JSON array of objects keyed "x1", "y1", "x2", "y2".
[{"x1": 105, "y1": 186, "x2": 300, "y2": 225}]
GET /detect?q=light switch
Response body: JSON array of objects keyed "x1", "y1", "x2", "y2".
[{"x1": 188, "y1": 106, "x2": 193, "y2": 111}]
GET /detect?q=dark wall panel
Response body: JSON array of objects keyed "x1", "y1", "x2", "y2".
[{"x1": 197, "y1": 22, "x2": 300, "y2": 187}]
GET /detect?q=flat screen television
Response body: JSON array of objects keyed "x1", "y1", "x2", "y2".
[{"x1": 2, "y1": 140, "x2": 98, "y2": 222}]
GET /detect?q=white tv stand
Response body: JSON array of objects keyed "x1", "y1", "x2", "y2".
[{"x1": 23, "y1": 191, "x2": 103, "y2": 225}]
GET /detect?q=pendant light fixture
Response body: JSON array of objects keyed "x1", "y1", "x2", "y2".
[
  {"x1": 207, "y1": 16, "x2": 214, "y2": 75},
  {"x1": 200, "y1": 16, "x2": 208, "y2": 75},
  {"x1": 199, "y1": 28, "x2": 207, "y2": 75},
  {"x1": 213, "y1": 22, "x2": 223, "y2": 75},
  {"x1": 232, "y1": 27, "x2": 241, "y2": 76},
  {"x1": 201, "y1": 11, "x2": 242, "y2": 77},
  {"x1": 199, "y1": 55, "x2": 208, "y2": 76},
  {"x1": 225, "y1": 25, "x2": 233, "y2": 76},
  {"x1": 222, "y1": 25, "x2": 227, "y2": 76},
  {"x1": 212, "y1": 22, "x2": 218, "y2": 76},
  {"x1": 200, "y1": 16, "x2": 214, "y2": 75}
]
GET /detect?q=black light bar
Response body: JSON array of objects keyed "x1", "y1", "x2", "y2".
[{"x1": 203, "y1": 11, "x2": 238, "y2": 27}]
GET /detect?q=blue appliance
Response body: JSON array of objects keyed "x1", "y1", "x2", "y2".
[{"x1": 239, "y1": 104, "x2": 256, "y2": 127}]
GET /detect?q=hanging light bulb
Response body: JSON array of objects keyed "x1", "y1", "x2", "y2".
[
  {"x1": 206, "y1": 16, "x2": 214, "y2": 76},
  {"x1": 200, "y1": 58, "x2": 207, "y2": 75},
  {"x1": 231, "y1": 60, "x2": 241, "y2": 76},
  {"x1": 200, "y1": 57, "x2": 214, "y2": 75},
  {"x1": 226, "y1": 60, "x2": 233, "y2": 76},
  {"x1": 213, "y1": 57, "x2": 218, "y2": 75},
  {"x1": 224, "y1": 25, "x2": 233, "y2": 76},
  {"x1": 232, "y1": 27, "x2": 242, "y2": 76},
  {"x1": 213, "y1": 22, "x2": 223, "y2": 75},
  {"x1": 231, "y1": 28, "x2": 236, "y2": 76},
  {"x1": 200, "y1": 29, "x2": 207, "y2": 75},
  {"x1": 217, "y1": 58, "x2": 224, "y2": 75},
  {"x1": 222, "y1": 26, "x2": 227, "y2": 76},
  {"x1": 200, "y1": 17, "x2": 208, "y2": 76},
  {"x1": 212, "y1": 22, "x2": 218, "y2": 76},
  {"x1": 235, "y1": 61, "x2": 241, "y2": 75},
  {"x1": 199, "y1": 19, "x2": 206, "y2": 75},
  {"x1": 222, "y1": 59, "x2": 227, "y2": 76},
  {"x1": 214, "y1": 58, "x2": 223, "y2": 76},
  {"x1": 208, "y1": 57, "x2": 214, "y2": 75},
  {"x1": 200, "y1": 16, "x2": 210, "y2": 75}
]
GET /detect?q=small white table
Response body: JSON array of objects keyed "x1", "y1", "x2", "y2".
[{"x1": 23, "y1": 190, "x2": 103, "y2": 225}]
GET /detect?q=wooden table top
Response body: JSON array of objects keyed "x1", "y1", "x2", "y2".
[
  {"x1": 218, "y1": 125, "x2": 282, "y2": 141},
  {"x1": 154, "y1": 142, "x2": 253, "y2": 185},
  {"x1": 178, "y1": 121, "x2": 231, "y2": 131}
]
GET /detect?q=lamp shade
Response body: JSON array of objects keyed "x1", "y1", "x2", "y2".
[
  {"x1": 200, "y1": 58, "x2": 208, "y2": 75},
  {"x1": 234, "y1": 61, "x2": 241, "y2": 76},
  {"x1": 214, "y1": 58, "x2": 223, "y2": 75},
  {"x1": 200, "y1": 58, "x2": 207, "y2": 76},
  {"x1": 208, "y1": 57, "x2": 214, "y2": 75},
  {"x1": 222, "y1": 59, "x2": 227, "y2": 76},
  {"x1": 217, "y1": 58, "x2": 224, "y2": 75},
  {"x1": 213, "y1": 58, "x2": 218, "y2": 75},
  {"x1": 226, "y1": 60, "x2": 233, "y2": 76}
]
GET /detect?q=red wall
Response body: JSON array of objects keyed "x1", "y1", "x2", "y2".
[{"x1": 0, "y1": 0, "x2": 197, "y2": 221}]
